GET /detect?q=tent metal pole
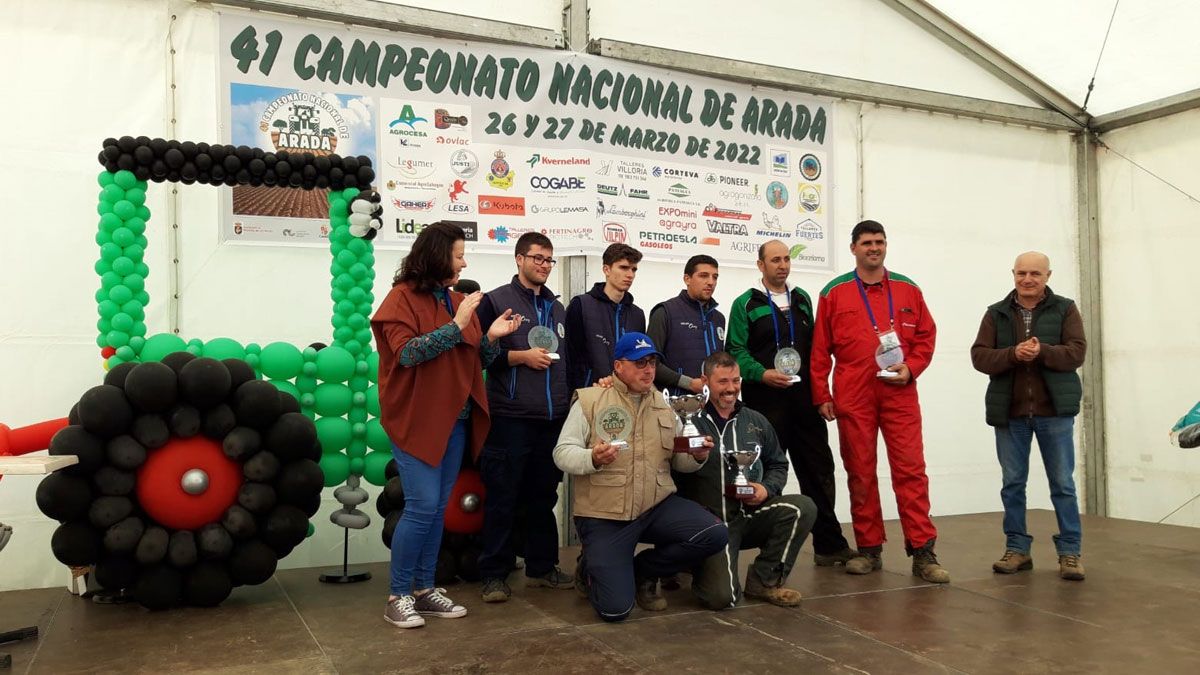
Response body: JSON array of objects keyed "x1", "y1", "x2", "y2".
[{"x1": 1074, "y1": 131, "x2": 1107, "y2": 516}]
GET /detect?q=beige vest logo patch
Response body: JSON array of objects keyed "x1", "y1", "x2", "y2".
[{"x1": 597, "y1": 405, "x2": 633, "y2": 443}]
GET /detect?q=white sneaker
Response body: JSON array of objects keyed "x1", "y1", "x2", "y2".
[{"x1": 384, "y1": 595, "x2": 425, "y2": 628}]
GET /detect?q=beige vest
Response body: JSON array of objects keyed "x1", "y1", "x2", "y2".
[{"x1": 572, "y1": 382, "x2": 678, "y2": 520}]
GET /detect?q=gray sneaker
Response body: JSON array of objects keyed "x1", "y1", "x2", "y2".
[
  {"x1": 414, "y1": 588, "x2": 468, "y2": 618},
  {"x1": 526, "y1": 567, "x2": 575, "y2": 589},
  {"x1": 384, "y1": 595, "x2": 425, "y2": 629},
  {"x1": 481, "y1": 578, "x2": 511, "y2": 603}
]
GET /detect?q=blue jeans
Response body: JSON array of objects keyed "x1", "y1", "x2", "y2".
[
  {"x1": 994, "y1": 416, "x2": 1082, "y2": 556},
  {"x1": 389, "y1": 419, "x2": 466, "y2": 595}
]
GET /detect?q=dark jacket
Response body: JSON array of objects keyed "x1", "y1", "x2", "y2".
[
  {"x1": 673, "y1": 401, "x2": 790, "y2": 521},
  {"x1": 478, "y1": 276, "x2": 570, "y2": 420},
  {"x1": 647, "y1": 291, "x2": 725, "y2": 394},
  {"x1": 970, "y1": 287, "x2": 1086, "y2": 426},
  {"x1": 726, "y1": 286, "x2": 817, "y2": 420},
  {"x1": 565, "y1": 282, "x2": 646, "y2": 390}
]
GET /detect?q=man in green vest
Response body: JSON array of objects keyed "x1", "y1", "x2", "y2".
[{"x1": 970, "y1": 252, "x2": 1087, "y2": 580}]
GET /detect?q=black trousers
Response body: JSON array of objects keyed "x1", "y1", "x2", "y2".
[
  {"x1": 477, "y1": 415, "x2": 565, "y2": 580},
  {"x1": 575, "y1": 494, "x2": 728, "y2": 622}
]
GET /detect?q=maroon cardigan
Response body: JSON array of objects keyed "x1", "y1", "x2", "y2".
[{"x1": 371, "y1": 281, "x2": 490, "y2": 467}]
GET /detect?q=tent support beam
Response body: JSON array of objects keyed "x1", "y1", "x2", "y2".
[
  {"x1": 588, "y1": 39, "x2": 1079, "y2": 131},
  {"x1": 1074, "y1": 132, "x2": 1108, "y2": 516},
  {"x1": 1092, "y1": 88, "x2": 1200, "y2": 133},
  {"x1": 875, "y1": 0, "x2": 1087, "y2": 128}
]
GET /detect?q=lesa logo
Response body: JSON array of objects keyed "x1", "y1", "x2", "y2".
[
  {"x1": 258, "y1": 92, "x2": 348, "y2": 154},
  {"x1": 486, "y1": 150, "x2": 515, "y2": 190}
]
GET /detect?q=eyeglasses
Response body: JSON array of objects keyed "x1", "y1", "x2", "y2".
[
  {"x1": 626, "y1": 356, "x2": 657, "y2": 369},
  {"x1": 520, "y1": 254, "x2": 557, "y2": 268}
]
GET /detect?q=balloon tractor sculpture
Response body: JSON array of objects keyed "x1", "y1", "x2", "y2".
[{"x1": 0, "y1": 136, "x2": 485, "y2": 609}]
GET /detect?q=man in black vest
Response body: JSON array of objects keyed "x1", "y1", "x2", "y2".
[
  {"x1": 565, "y1": 243, "x2": 646, "y2": 390},
  {"x1": 648, "y1": 254, "x2": 725, "y2": 395},
  {"x1": 476, "y1": 232, "x2": 574, "y2": 602},
  {"x1": 970, "y1": 251, "x2": 1087, "y2": 581},
  {"x1": 727, "y1": 239, "x2": 863, "y2": 570}
]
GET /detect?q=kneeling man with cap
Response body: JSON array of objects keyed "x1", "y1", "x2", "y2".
[{"x1": 554, "y1": 332, "x2": 729, "y2": 622}]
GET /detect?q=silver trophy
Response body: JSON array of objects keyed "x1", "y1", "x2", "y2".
[
  {"x1": 723, "y1": 443, "x2": 762, "y2": 500},
  {"x1": 527, "y1": 325, "x2": 561, "y2": 361},
  {"x1": 663, "y1": 385, "x2": 709, "y2": 453},
  {"x1": 774, "y1": 347, "x2": 802, "y2": 384}
]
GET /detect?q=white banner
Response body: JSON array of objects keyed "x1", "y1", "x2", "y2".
[{"x1": 218, "y1": 12, "x2": 834, "y2": 269}]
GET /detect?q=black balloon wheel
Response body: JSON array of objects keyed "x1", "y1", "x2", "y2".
[
  {"x1": 376, "y1": 459, "x2": 479, "y2": 586},
  {"x1": 38, "y1": 353, "x2": 324, "y2": 610}
]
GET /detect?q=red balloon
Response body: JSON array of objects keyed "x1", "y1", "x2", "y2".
[
  {"x1": 443, "y1": 469, "x2": 485, "y2": 534},
  {"x1": 136, "y1": 436, "x2": 242, "y2": 530},
  {"x1": 101, "y1": 346, "x2": 117, "y2": 359}
]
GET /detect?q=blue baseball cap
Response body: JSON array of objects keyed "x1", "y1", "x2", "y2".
[{"x1": 613, "y1": 332, "x2": 662, "y2": 361}]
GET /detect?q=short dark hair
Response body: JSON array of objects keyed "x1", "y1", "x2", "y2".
[
  {"x1": 684, "y1": 254, "x2": 718, "y2": 276},
  {"x1": 393, "y1": 221, "x2": 466, "y2": 292},
  {"x1": 515, "y1": 231, "x2": 552, "y2": 257},
  {"x1": 603, "y1": 243, "x2": 642, "y2": 267},
  {"x1": 702, "y1": 351, "x2": 739, "y2": 377},
  {"x1": 851, "y1": 220, "x2": 886, "y2": 245}
]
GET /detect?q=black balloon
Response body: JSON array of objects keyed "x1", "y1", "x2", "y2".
[
  {"x1": 131, "y1": 414, "x2": 170, "y2": 449},
  {"x1": 164, "y1": 148, "x2": 184, "y2": 169},
  {"x1": 36, "y1": 473, "x2": 93, "y2": 522},
  {"x1": 375, "y1": 491, "x2": 391, "y2": 519},
  {"x1": 197, "y1": 523, "x2": 234, "y2": 560},
  {"x1": 229, "y1": 541, "x2": 278, "y2": 586},
  {"x1": 381, "y1": 510, "x2": 401, "y2": 548},
  {"x1": 94, "y1": 555, "x2": 139, "y2": 590},
  {"x1": 296, "y1": 490, "x2": 321, "y2": 518},
  {"x1": 135, "y1": 526, "x2": 169, "y2": 564},
  {"x1": 237, "y1": 482, "x2": 276, "y2": 513},
  {"x1": 222, "y1": 426, "x2": 261, "y2": 460},
  {"x1": 262, "y1": 505, "x2": 308, "y2": 554},
  {"x1": 202, "y1": 403, "x2": 237, "y2": 439},
  {"x1": 384, "y1": 459, "x2": 399, "y2": 480},
  {"x1": 168, "y1": 531, "x2": 198, "y2": 568},
  {"x1": 185, "y1": 562, "x2": 233, "y2": 607},
  {"x1": 279, "y1": 391, "x2": 301, "y2": 415},
  {"x1": 134, "y1": 565, "x2": 183, "y2": 610},
  {"x1": 51, "y1": 522, "x2": 101, "y2": 566},
  {"x1": 383, "y1": 476, "x2": 405, "y2": 511},
  {"x1": 103, "y1": 361, "x2": 137, "y2": 388},
  {"x1": 106, "y1": 434, "x2": 147, "y2": 470},
  {"x1": 104, "y1": 516, "x2": 146, "y2": 553},
  {"x1": 124, "y1": 362, "x2": 177, "y2": 413},
  {"x1": 94, "y1": 466, "x2": 136, "y2": 496},
  {"x1": 179, "y1": 358, "x2": 231, "y2": 409},
  {"x1": 221, "y1": 505, "x2": 257, "y2": 540},
  {"x1": 456, "y1": 544, "x2": 482, "y2": 582},
  {"x1": 88, "y1": 495, "x2": 134, "y2": 529},
  {"x1": 242, "y1": 450, "x2": 280, "y2": 482},
  {"x1": 275, "y1": 460, "x2": 323, "y2": 505},
  {"x1": 161, "y1": 350, "x2": 196, "y2": 373},
  {"x1": 221, "y1": 358, "x2": 256, "y2": 391},
  {"x1": 168, "y1": 404, "x2": 202, "y2": 437},
  {"x1": 234, "y1": 380, "x2": 282, "y2": 429},
  {"x1": 265, "y1": 412, "x2": 317, "y2": 461},
  {"x1": 76, "y1": 385, "x2": 133, "y2": 439},
  {"x1": 49, "y1": 425, "x2": 105, "y2": 475}
]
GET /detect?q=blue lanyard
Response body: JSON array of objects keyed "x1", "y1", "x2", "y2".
[
  {"x1": 440, "y1": 289, "x2": 455, "y2": 318},
  {"x1": 762, "y1": 283, "x2": 796, "y2": 349},
  {"x1": 853, "y1": 270, "x2": 894, "y2": 333}
]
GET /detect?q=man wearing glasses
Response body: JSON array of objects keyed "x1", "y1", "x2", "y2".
[
  {"x1": 476, "y1": 232, "x2": 574, "y2": 602},
  {"x1": 554, "y1": 332, "x2": 728, "y2": 622}
]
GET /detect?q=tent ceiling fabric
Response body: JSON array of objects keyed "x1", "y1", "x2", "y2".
[{"x1": 928, "y1": 0, "x2": 1200, "y2": 116}]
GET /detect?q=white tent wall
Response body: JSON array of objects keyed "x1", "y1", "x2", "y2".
[
  {"x1": 1, "y1": 0, "x2": 1078, "y2": 592},
  {"x1": 1096, "y1": 108, "x2": 1200, "y2": 528}
]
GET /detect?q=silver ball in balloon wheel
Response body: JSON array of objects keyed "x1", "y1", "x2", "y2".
[
  {"x1": 180, "y1": 468, "x2": 209, "y2": 495},
  {"x1": 460, "y1": 493, "x2": 481, "y2": 513}
]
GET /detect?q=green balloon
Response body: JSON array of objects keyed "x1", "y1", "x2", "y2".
[
  {"x1": 245, "y1": 342, "x2": 261, "y2": 355},
  {"x1": 99, "y1": 213, "x2": 123, "y2": 232},
  {"x1": 113, "y1": 170, "x2": 138, "y2": 190},
  {"x1": 349, "y1": 375, "x2": 369, "y2": 393},
  {"x1": 348, "y1": 407, "x2": 368, "y2": 424},
  {"x1": 268, "y1": 379, "x2": 301, "y2": 402},
  {"x1": 203, "y1": 337, "x2": 245, "y2": 361},
  {"x1": 346, "y1": 287, "x2": 366, "y2": 303},
  {"x1": 362, "y1": 450, "x2": 391, "y2": 486},
  {"x1": 245, "y1": 353, "x2": 261, "y2": 372},
  {"x1": 115, "y1": 345, "x2": 135, "y2": 361},
  {"x1": 315, "y1": 346, "x2": 356, "y2": 382},
  {"x1": 123, "y1": 244, "x2": 145, "y2": 262},
  {"x1": 140, "y1": 333, "x2": 187, "y2": 362},
  {"x1": 96, "y1": 334, "x2": 108, "y2": 348},
  {"x1": 107, "y1": 330, "x2": 130, "y2": 347},
  {"x1": 111, "y1": 313, "x2": 134, "y2": 332},
  {"x1": 98, "y1": 171, "x2": 115, "y2": 187},
  {"x1": 112, "y1": 257, "x2": 135, "y2": 277},
  {"x1": 306, "y1": 522, "x2": 315, "y2": 537},
  {"x1": 300, "y1": 393, "x2": 315, "y2": 408},
  {"x1": 112, "y1": 228, "x2": 135, "y2": 248},
  {"x1": 366, "y1": 418, "x2": 390, "y2": 452},
  {"x1": 331, "y1": 314, "x2": 348, "y2": 329},
  {"x1": 258, "y1": 342, "x2": 303, "y2": 379},
  {"x1": 121, "y1": 300, "x2": 144, "y2": 318},
  {"x1": 347, "y1": 314, "x2": 367, "y2": 330},
  {"x1": 356, "y1": 302, "x2": 373, "y2": 316},
  {"x1": 107, "y1": 355, "x2": 125, "y2": 369},
  {"x1": 100, "y1": 243, "x2": 122, "y2": 261},
  {"x1": 135, "y1": 290, "x2": 150, "y2": 305},
  {"x1": 94, "y1": 289, "x2": 107, "y2": 303},
  {"x1": 328, "y1": 198, "x2": 347, "y2": 214},
  {"x1": 97, "y1": 300, "x2": 120, "y2": 319},
  {"x1": 135, "y1": 263, "x2": 150, "y2": 277},
  {"x1": 349, "y1": 263, "x2": 368, "y2": 280},
  {"x1": 365, "y1": 386, "x2": 380, "y2": 416},
  {"x1": 113, "y1": 200, "x2": 136, "y2": 220},
  {"x1": 351, "y1": 392, "x2": 367, "y2": 407},
  {"x1": 93, "y1": 259, "x2": 111, "y2": 275},
  {"x1": 136, "y1": 205, "x2": 151, "y2": 220},
  {"x1": 347, "y1": 238, "x2": 367, "y2": 256},
  {"x1": 319, "y1": 452, "x2": 350, "y2": 487},
  {"x1": 360, "y1": 253, "x2": 375, "y2": 268},
  {"x1": 295, "y1": 375, "x2": 317, "y2": 394},
  {"x1": 315, "y1": 415, "x2": 352, "y2": 452},
  {"x1": 331, "y1": 288, "x2": 348, "y2": 303},
  {"x1": 95, "y1": 231, "x2": 113, "y2": 247},
  {"x1": 354, "y1": 328, "x2": 373, "y2": 345},
  {"x1": 346, "y1": 441, "x2": 367, "y2": 459},
  {"x1": 335, "y1": 250, "x2": 357, "y2": 269},
  {"x1": 313, "y1": 382, "x2": 352, "y2": 416},
  {"x1": 334, "y1": 273, "x2": 355, "y2": 291},
  {"x1": 366, "y1": 351, "x2": 380, "y2": 382},
  {"x1": 129, "y1": 336, "x2": 146, "y2": 353},
  {"x1": 97, "y1": 318, "x2": 111, "y2": 333},
  {"x1": 333, "y1": 327, "x2": 353, "y2": 343},
  {"x1": 343, "y1": 187, "x2": 361, "y2": 201},
  {"x1": 101, "y1": 184, "x2": 125, "y2": 203},
  {"x1": 109, "y1": 285, "x2": 133, "y2": 305},
  {"x1": 349, "y1": 456, "x2": 364, "y2": 476},
  {"x1": 131, "y1": 322, "x2": 147, "y2": 338},
  {"x1": 123, "y1": 274, "x2": 145, "y2": 293},
  {"x1": 124, "y1": 187, "x2": 146, "y2": 206},
  {"x1": 124, "y1": 217, "x2": 146, "y2": 235},
  {"x1": 100, "y1": 272, "x2": 122, "y2": 291},
  {"x1": 301, "y1": 362, "x2": 318, "y2": 378},
  {"x1": 97, "y1": 201, "x2": 113, "y2": 216}
]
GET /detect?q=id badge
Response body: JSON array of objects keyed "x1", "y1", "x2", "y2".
[{"x1": 878, "y1": 330, "x2": 901, "y2": 352}]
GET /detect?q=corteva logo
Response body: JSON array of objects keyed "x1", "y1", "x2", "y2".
[{"x1": 639, "y1": 231, "x2": 697, "y2": 244}]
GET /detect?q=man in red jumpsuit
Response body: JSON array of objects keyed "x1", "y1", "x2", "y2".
[{"x1": 810, "y1": 220, "x2": 950, "y2": 583}]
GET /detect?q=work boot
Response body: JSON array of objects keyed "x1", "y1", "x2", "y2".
[
  {"x1": 992, "y1": 550, "x2": 1033, "y2": 574},
  {"x1": 526, "y1": 567, "x2": 575, "y2": 590},
  {"x1": 743, "y1": 573, "x2": 802, "y2": 607},
  {"x1": 845, "y1": 549, "x2": 882, "y2": 575},
  {"x1": 1058, "y1": 554, "x2": 1086, "y2": 581},
  {"x1": 660, "y1": 573, "x2": 682, "y2": 591},
  {"x1": 573, "y1": 555, "x2": 589, "y2": 597},
  {"x1": 635, "y1": 577, "x2": 668, "y2": 611},
  {"x1": 911, "y1": 545, "x2": 951, "y2": 584},
  {"x1": 480, "y1": 577, "x2": 511, "y2": 603},
  {"x1": 814, "y1": 547, "x2": 862, "y2": 567}
]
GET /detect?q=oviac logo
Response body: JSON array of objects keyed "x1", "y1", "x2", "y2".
[{"x1": 478, "y1": 195, "x2": 525, "y2": 216}]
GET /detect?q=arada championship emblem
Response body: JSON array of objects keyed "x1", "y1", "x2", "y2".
[
  {"x1": 486, "y1": 150, "x2": 514, "y2": 190},
  {"x1": 259, "y1": 94, "x2": 347, "y2": 155}
]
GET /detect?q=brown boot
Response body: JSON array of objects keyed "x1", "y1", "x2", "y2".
[
  {"x1": 635, "y1": 577, "x2": 668, "y2": 611},
  {"x1": 911, "y1": 545, "x2": 951, "y2": 584},
  {"x1": 813, "y1": 547, "x2": 861, "y2": 567},
  {"x1": 1058, "y1": 555, "x2": 1086, "y2": 581},
  {"x1": 743, "y1": 573, "x2": 802, "y2": 607},
  {"x1": 845, "y1": 549, "x2": 882, "y2": 575},
  {"x1": 992, "y1": 550, "x2": 1033, "y2": 574}
]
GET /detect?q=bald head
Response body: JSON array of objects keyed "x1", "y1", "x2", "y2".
[
  {"x1": 1012, "y1": 251, "x2": 1052, "y2": 306},
  {"x1": 757, "y1": 239, "x2": 791, "y2": 291}
]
